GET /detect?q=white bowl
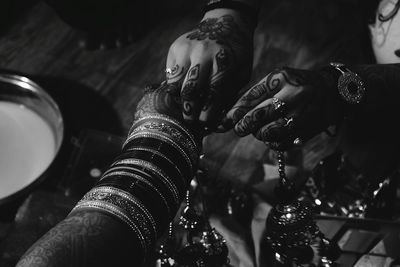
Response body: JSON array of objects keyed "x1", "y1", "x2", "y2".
[{"x1": 0, "y1": 74, "x2": 63, "y2": 204}]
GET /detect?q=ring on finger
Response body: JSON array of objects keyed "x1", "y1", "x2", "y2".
[
  {"x1": 293, "y1": 137, "x2": 303, "y2": 146},
  {"x1": 283, "y1": 116, "x2": 295, "y2": 130},
  {"x1": 272, "y1": 97, "x2": 286, "y2": 114},
  {"x1": 165, "y1": 65, "x2": 179, "y2": 76}
]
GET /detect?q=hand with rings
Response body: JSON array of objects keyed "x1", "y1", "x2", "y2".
[
  {"x1": 164, "y1": 8, "x2": 254, "y2": 133},
  {"x1": 221, "y1": 67, "x2": 346, "y2": 149}
]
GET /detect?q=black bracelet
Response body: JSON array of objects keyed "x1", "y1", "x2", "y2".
[
  {"x1": 203, "y1": 0, "x2": 258, "y2": 27},
  {"x1": 115, "y1": 149, "x2": 187, "y2": 192},
  {"x1": 101, "y1": 165, "x2": 178, "y2": 214},
  {"x1": 97, "y1": 176, "x2": 170, "y2": 231}
]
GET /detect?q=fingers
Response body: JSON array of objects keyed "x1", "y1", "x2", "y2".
[
  {"x1": 166, "y1": 41, "x2": 214, "y2": 123},
  {"x1": 223, "y1": 69, "x2": 286, "y2": 130},
  {"x1": 252, "y1": 112, "x2": 323, "y2": 150},
  {"x1": 253, "y1": 116, "x2": 294, "y2": 143},
  {"x1": 233, "y1": 84, "x2": 295, "y2": 137},
  {"x1": 233, "y1": 98, "x2": 280, "y2": 136},
  {"x1": 181, "y1": 61, "x2": 212, "y2": 122},
  {"x1": 199, "y1": 48, "x2": 237, "y2": 129},
  {"x1": 165, "y1": 46, "x2": 190, "y2": 86}
]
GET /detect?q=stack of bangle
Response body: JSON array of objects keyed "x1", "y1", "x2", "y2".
[{"x1": 70, "y1": 113, "x2": 200, "y2": 261}]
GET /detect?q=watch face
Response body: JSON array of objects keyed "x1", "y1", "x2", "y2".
[
  {"x1": 369, "y1": 0, "x2": 400, "y2": 64},
  {"x1": 338, "y1": 72, "x2": 365, "y2": 104}
]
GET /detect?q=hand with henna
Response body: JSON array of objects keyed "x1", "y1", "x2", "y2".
[
  {"x1": 222, "y1": 67, "x2": 346, "y2": 149},
  {"x1": 165, "y1": 7, "x2": 255, "y2": 133}
]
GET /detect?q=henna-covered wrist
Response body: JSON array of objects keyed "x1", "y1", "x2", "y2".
[{"x1": 203, "y1": 0, "x2": 259, "y2": 28}]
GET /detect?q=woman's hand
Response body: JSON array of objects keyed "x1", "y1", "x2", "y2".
[
  {"x1": 165, "y1": 8, "x2": 254, "y2": 131},
  {"x1": 223, "y1": 67, "x2": 344, "y2": 149}
]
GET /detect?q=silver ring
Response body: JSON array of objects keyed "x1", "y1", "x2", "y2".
[
  {"x1": 272, "y1": 97, "x2": 286, "y2": 113},
  {"x1": 283, "y1": 117, "x2": 295, "y2": 129},
  {"x1": 293, "y1": 137, "x2": 302, "y2": 146},
  {"x1": 165, "y1": 65, "x2": 179, "y2": 76}
]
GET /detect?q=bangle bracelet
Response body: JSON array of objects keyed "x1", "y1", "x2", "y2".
[
  {"x1": 124, "y1": 146, "x2": 192, "y2": 179},
  {"x1": 203, "y1": 0, "x2": 258, "y2": 27},
  {"x1": 99, "y1": 169, "x2": 172, "y2": 215},
  {"x1": 130, "y1": 114, "x2": 198, "y2": 149},
  {"x1": 72, "y1": 201, "x2": 147, "y2": 254},
  {"x1": 123, "y1": 139, "x2": 193, "y2": 175},
  {"x1": 115, "y1": 149, "x2": 187, "y2": 189},
  {"x1": 71, "y1": 194, "x2": 150, "y2": 256},
  {"x1": 75, "y1": 186, "x2": 157, "y2": 251},
  {"x1": 101, "y1": 165, "x2": 178, "y2": 214},
  {"x1": 97, "y1": 174, "x2": 170, "y2": 229},
  {"x1": 124, "y1": 131, "x2": 196, "y2": 170},
  {"x1": 111, "y1": 158, "x2": 181, "y2": 204},
  {"x1": 127, "y1": 123, "x2": 199, "y2": 164},
  {"x1": 97, "y1": 176, "x2": 170, "y2": 231}
]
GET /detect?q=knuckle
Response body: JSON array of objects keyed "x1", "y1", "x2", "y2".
[{"x1": 170, "y1": 38, "x2": 190, "y2": 54}]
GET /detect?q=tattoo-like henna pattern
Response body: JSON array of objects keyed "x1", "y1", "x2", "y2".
[
  {"x1": 182, "y1": 83, "x2": 196, "y2": 116},
  {"x1": 135, "y1": 82, "x2": 182, "y2": 121},
  {"x1": 234, "y1": 104, "x2": 276, "y2": 136},
  {"x1": 17, "y1": 211, "x2": 139, "y2": 267},
  {"x1": 234, "y1": 114, "x2": 252, "y2": 135},
  {"x1": 184, "y1": 15, "x2": 252, "y2": 121},
  {"x1": 231, "y1": 63, "x2": 400, "y2": 144},
  {"x1": 186, "y1": 15, "x2": 250, "y2": 50},
  {"x1": 201, "y1": 83, "x2": 218, "y2": 112},
  {"x1": 201, "y1": 48, "x2": 234, "y2": 113},
  {"x1": 188, "y1": 65, "x2": 200, "y2": 79},
  {"x1": 166, "y1": 64, "x2": 185, "y2": 83},
  {"x1": 228, "y1": 69, "x2": 284, "y2": 124},
  {"x1": 256, "y1": 120, "x2": 287, "y2": 142},
  {"x1": 181, "y1": 64, "x2": 201, "y2": 117},
  {"x1": 281, "y1": 67, "x2": 308, "y2": 87},
  {"x1": 243, "y1": 70, "x2": 284, "y2": 102},
  {"x1": 215, "y1": 48, "x2": 231, "y2": 73}
]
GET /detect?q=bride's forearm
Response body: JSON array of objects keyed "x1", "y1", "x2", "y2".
[
  {"x1": 17, "y1": 83, "x2": 200, "y2": 267},
  {"x1": 16, "y1": 211, "x2": 143, "y2": 267}
]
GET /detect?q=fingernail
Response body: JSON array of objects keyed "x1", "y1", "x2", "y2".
[{"x1": 234, "y1": 121, "x2": 247, "y2": 137}]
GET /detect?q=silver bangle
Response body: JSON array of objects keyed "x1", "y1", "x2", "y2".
[
  {"x1": 125, "y1": 128, "x2": 198, "y2": 167},
  {"x1": 100, "y1": 168, "x2": 172, "y2": 214},
  {"x1": 111, "y1": 158, "x2": 180, "y2": 205},
  {"x1": 130, "y1": 122, "x2": 198, "y2": 160},
  {"x1": 123, "y1": 131, "x2": 195, "y2": 172},
  {"x1": 73, "y1": 186, "x2": 157, "y2": 253},
  {"x1": 123, "y1": 146, "x2": 186, "y2": 184},
  {"x1": 71, "y1": 200, "x2": 147, "y2": 254},
  {"x1": 130, "y1": 114, "x2": 197, "y2": 147}
]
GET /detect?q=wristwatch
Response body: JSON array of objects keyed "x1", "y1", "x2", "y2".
[{"x1": 329, "y1": 62, "x2": 365, "y2": 104}]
